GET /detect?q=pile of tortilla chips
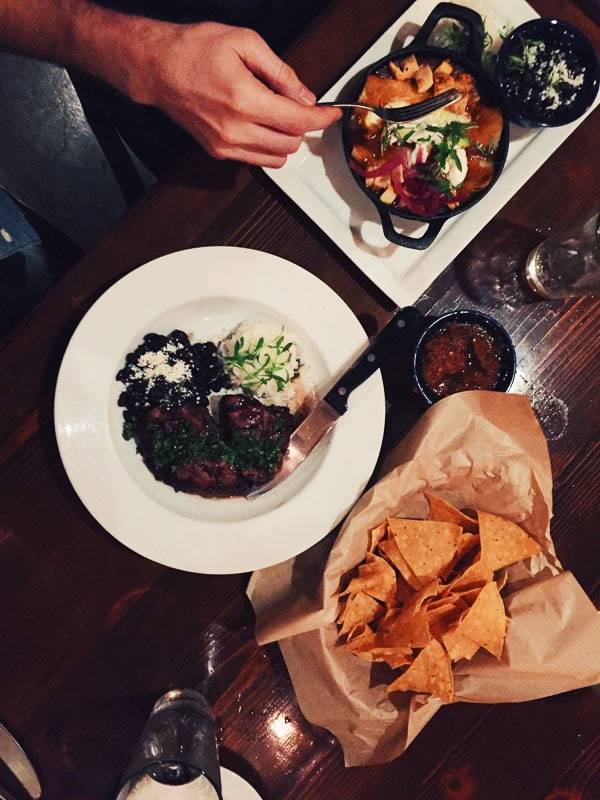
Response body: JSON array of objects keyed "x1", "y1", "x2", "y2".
[{"x1": 335, "y1": 494, "x2": 542, "y2": 703}]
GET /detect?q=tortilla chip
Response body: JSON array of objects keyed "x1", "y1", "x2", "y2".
[
  {"x1": 441, "y1": 625, "x2": 481, "y2": 662},
  {"x1": 346, "y1": 622, "x2": 372, "y2": 642},
  {"x1": 401, "y1": 579, "x2": 441, "y2": 615},
  {"x1": 456, "y1": 532, "x2": 480, "y2": 558},
  {"x1": 426, "y1": 592, "x2": 468, "y2": 634},
  {"x1": 455, "y1": 581, "x2": 507, "y2": 659},
  {"x1": 388, "y1": 518, "x2": 461, "y2": 581},
  {"x1": 340, "y1": 552, "x2": 397, "y2": 604},
  {"x1": 425, "y1": 583, "x2": 457, "y2": 609},
  {"x1": 497, "y1": 569, "x2": 508, "y2": 591},
  {"x1": 387, "y1": 640, "x2": 454, "y2": 702},
  {"x1": 448, "y1": 559, "x2": 493, "y2": 592},
  {"x1": 378, "y1": 535, "x2": 423, "y2": 590},
  {"x1": 395, "y1": 574, "x2": 415, "y2": 605},
  {"x1": 340, "y1": 508, "x2": 521, "y2": 687},
  {"x1": 425, "y1": 493, "x2": 479, "y2": 532},
  {"x1": 380, "y1": 608, "x2": 431, "y2": 650},
  {"x1": 377, "y1": 608, "x2": 402, "y2": 637},
  {"x1": 442, "y1": 532, "x2": 480, "y2": 579},
  {"x1": 344, "y1": 623, "x2": 377, "y2": 651},
  {"x1": 426, "y1": 593, "x2": 459, "y2": 610},
  {"x1": 478, "y1": 511, "x2": 542, "y2": 571},
  {"x1": 355, "y1": 645, "x2": 413, "y2": 669},
  {"x1": 454, "y1": 586, "x2": 484, "y2": 605},
  {"x1": 337, "y1": 592, "x2": 383, "y2": 636},
  {"x1": 368, "y1": 522, "x2": 388, "y2": 552},
  {"x1": 344, "y1": 618, "x2": 413, "y2": 669},
  {"x1": 426, "y1": 597, "x2": 467, "y2": 626}
]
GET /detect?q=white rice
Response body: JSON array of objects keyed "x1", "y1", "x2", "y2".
[{"x1": 219, "y1": 318, "x2": 311, "y2": 414}]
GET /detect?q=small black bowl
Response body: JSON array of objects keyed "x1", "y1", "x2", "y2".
[
  {"x1": 496, "y1": 18, "x2": 599, "y2": 127},
  {"x1": 413, "y1": 309, "x2": 516, "y2": 405}
]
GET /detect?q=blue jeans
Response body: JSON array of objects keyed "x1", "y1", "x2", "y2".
[{"x1": 0, "y1": 190, "x2": 55, "y2": 337}]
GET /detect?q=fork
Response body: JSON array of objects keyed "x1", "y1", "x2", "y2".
[{"x1": 317, "y1": 88, "x2": 462, "y2": 122}]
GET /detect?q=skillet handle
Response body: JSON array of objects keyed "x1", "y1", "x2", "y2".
[
  {"x1": 378, "y1": 207, "x2": 444, "y2": 250},
  {"x1": 411, "y1": 1, "x2": 484, "y2": 64}
]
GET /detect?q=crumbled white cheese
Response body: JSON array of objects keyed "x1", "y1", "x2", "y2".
[
  {"x1": 548, "y1": 59, "x2": 585, "y2": 87},
  {"x1": 540, "y1": 84, "x2": 561, "y2": 110},
  {"x1": 131, "y1": 348, "x2": 192, "y2": 386},
  {"x1": 523, "y1": 41, "x2": 542, "y2": 67},
  {"x1": 540, "y1": 55, "x2": 585, "y2": 110}
]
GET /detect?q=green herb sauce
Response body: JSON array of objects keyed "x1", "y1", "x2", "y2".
[{"x1": 148, "y1": 421, "x2": 285, "y2": 473}]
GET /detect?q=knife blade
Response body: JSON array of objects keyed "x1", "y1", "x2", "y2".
[
  {"x1": 0, "y1": 723, "x2": 41, "y2": 800},
  {"x1": 247, "y1": 306, "x2": 423, "y2": 499}
]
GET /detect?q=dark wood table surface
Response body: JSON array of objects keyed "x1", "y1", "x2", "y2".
[{"x1": 1, "y1": 1, "x2": 599, "y2": 798}]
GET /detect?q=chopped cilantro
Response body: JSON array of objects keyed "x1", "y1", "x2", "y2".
[
  {"x1": 433, "y1": 19, "x2": 514, "y2": 73},
  {"x1": 222, "y1": 332, "x2": 296, "y2": 393},
  {"x1": 122, "y1": 417, "x2": 137, "y2": 441},
  {"x1": 148, "y1": 421, "x2": 285, "y2": 474},
  {"x1": 426, "y1": 121, "x2": 472, "y2": 172},
  {"x1": 432, "y1": 21, "x2": 469, "y2": 54}
]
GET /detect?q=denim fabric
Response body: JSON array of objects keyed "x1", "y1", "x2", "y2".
[
  {"x1": 0, "y1": 190, "x2": 40, "y2": 259},
  {"x1": 0, "y1": 252, "x2": 27, "y2": 337}
]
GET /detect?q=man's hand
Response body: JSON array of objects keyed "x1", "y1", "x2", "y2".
[
  {"x1": 0, "y1": 2, "x2": 340, "y2": 169},
  {"x1": 119, "y1": 22, "x2": 341, "y2": 168}
]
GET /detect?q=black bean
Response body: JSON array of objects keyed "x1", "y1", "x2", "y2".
[
  {"x1": 169, "y1": 330, "x2": 189, "y2": 345},
  {"x1": 144, "y1": 332, "x2": 168, "y2": 349}
]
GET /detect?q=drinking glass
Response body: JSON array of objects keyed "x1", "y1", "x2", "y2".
[
  {"x1": 524, "y1": 208, "x2": 600, "y2": 299},
  {"x1": 116, "y1": 690, "x2": 222, "y2": 799}
]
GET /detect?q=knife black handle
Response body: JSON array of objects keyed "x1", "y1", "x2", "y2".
[{"x1": 323, "y1": 306, "x2": 423, "y2": 414}]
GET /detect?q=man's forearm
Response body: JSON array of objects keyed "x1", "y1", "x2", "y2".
[
  {"x1": 0, "y1": 0, "x2": 169, "y2": 99},
  {"x1": 0, "y1": 1, "x2": 339, "y2": 168}
]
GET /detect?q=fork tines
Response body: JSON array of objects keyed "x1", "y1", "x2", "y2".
[{"x1": 384, "y1": 89, "x2": 462, "y2": 122}]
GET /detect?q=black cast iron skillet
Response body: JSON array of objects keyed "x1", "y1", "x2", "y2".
[{"x1": 342, "y1": 2, "x2": 510, "y2": 250}]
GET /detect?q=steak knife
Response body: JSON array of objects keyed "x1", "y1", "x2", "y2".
[
  {"x1": 248, "y1": 306, "x2": 423, "y2": 499},
  {"x1": 0, "y1": 722, "x2": 41, "y2": 799}
]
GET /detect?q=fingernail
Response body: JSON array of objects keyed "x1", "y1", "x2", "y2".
[{"x1": 298, "y1": 86, "x2": 316, "y2": 105}]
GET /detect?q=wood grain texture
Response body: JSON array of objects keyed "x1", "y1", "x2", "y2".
[{"x1": 0, "y1": 1, "x2": 599, "y2": 799}]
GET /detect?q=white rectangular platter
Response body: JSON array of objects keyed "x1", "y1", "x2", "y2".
[{"x1": 265, "y1": 0, "x2": 599, "y2": 307}]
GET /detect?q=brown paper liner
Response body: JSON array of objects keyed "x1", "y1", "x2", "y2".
[{"x1": 247, "y1": 392, "x2": 600, "y2": 766}]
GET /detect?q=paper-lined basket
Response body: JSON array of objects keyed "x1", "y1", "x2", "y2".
[{"x1": 248, "y1": 392, "x2": 600, "y2": 766}]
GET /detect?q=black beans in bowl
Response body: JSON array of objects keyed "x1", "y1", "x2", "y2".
[{"x1": 496, "y1": 18, "x2": 599, "y2": 127}]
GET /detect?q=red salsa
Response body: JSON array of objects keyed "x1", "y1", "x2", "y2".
[{"x1": 421, "y1": 322, "x2": 504, "y2": 399}]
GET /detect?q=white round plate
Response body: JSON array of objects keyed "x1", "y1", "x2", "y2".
[
  {"x1": 220, "y1": 767, "x2": 262, "y2": 800},
  {"x1": 55, "y1": 247, "x2": 385, "y2": 573}
]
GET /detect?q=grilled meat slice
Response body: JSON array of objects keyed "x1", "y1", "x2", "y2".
[
  {"x1": 135, "y1": 395, "x2": 295, "y2": 497},
  {"x1": 145, "y1": 404, "x2": 217, "y2": 435},
  {"x1": 139, "y1": 405, "x2": 241, "y2": 497},
  {"x1": 174, "y1": 458, "x2": 245, "y2": 496},
  {"x1": 219, "y1": 394, "x2": 294, "y2": 441},
  {"x1": 219, "y1": 395, "x2": 295, "y2": 488}
]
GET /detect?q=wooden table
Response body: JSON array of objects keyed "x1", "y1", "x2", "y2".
[{"x1": 1, "y1": 1, "x2": 599, "y2": 798}]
